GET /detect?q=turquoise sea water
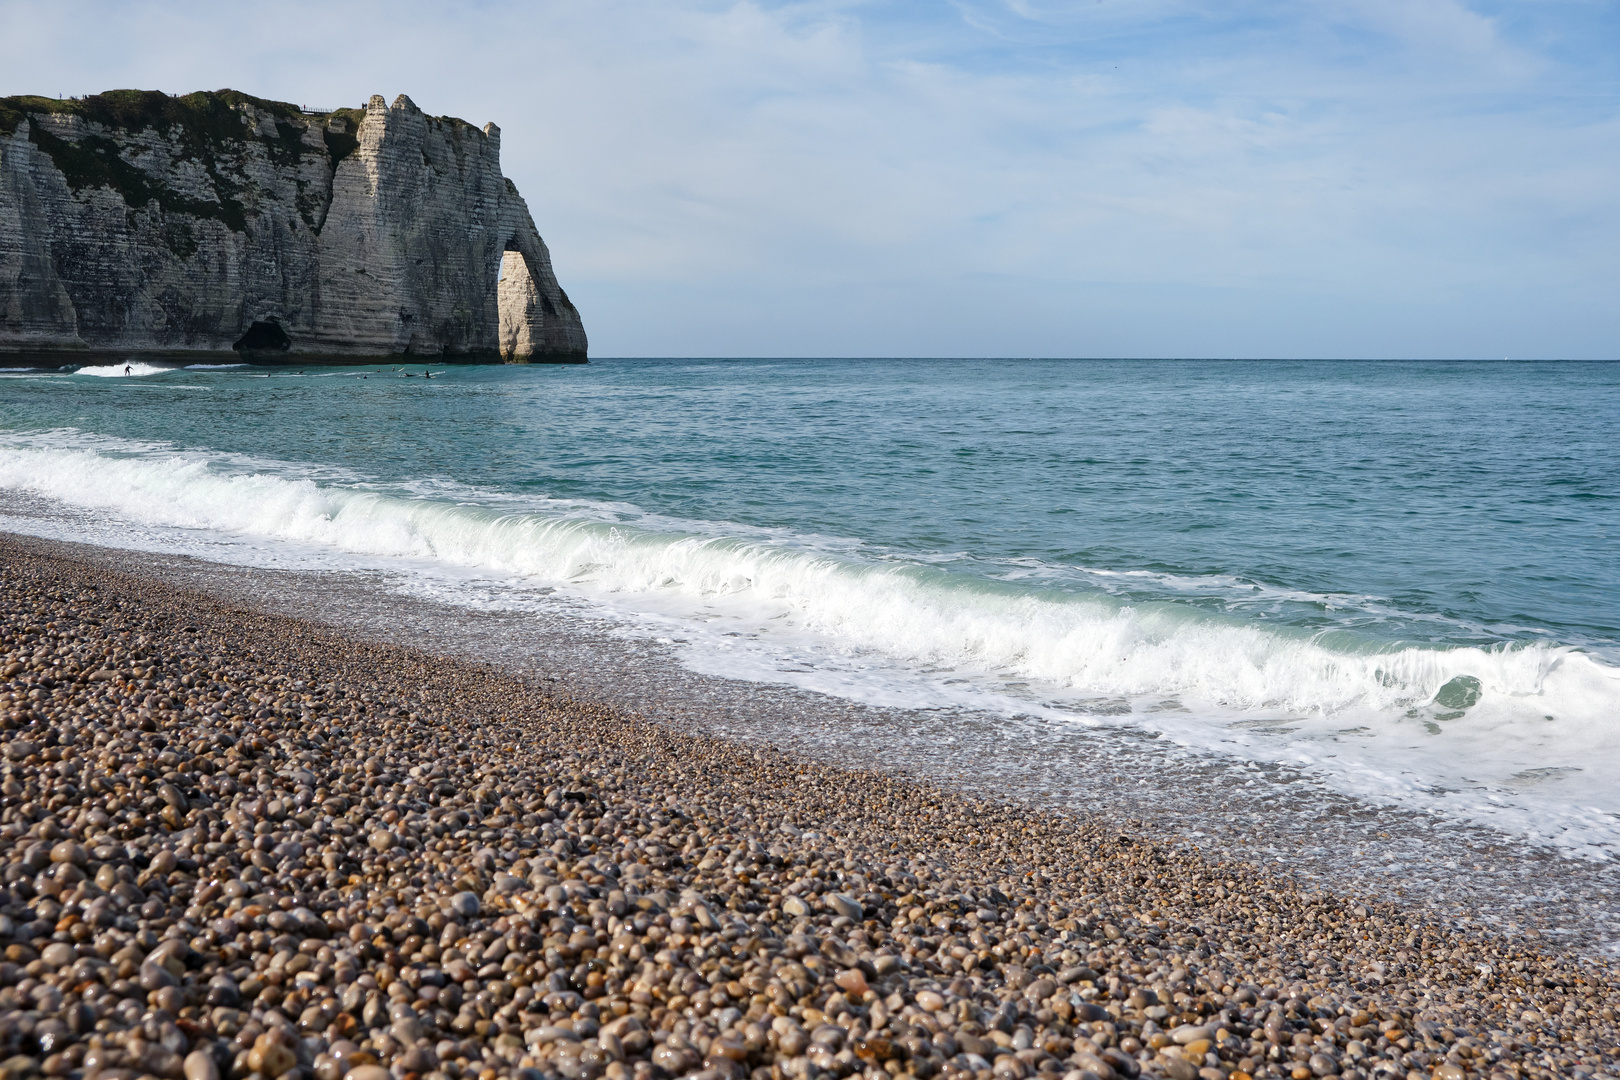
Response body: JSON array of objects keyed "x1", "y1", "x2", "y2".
[{"x1": 2, "y1": 358, "x2": 1617, "y2": 853}]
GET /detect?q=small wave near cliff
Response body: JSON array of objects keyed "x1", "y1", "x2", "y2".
[{"x1": 71, "y1": 362, "x2": 181, "y2": 377}]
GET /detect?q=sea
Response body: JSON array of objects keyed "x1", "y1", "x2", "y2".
[{"x1": 2, "y1": 357, "x2": 1617, "y2": 944}]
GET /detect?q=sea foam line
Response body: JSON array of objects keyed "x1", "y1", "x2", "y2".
[{"x1": 0, "y1": 435, "x2": 1613, "y2": 728}]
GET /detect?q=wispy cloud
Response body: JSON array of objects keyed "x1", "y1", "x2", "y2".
[{"x1": 2, "y1": 0, "x2": 1616, "y2": 356}]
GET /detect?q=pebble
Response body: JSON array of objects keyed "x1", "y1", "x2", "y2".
[
  {"x1": 48, "y1": 839, "x2": 85, "y2": 865},
  {"x1": 183, "y1": 1050, "x2": 220, "y2": 1080},
  {"x1": 825, "y1": 891, "x2": 863, "y2": 920},
  {"x1": 343, "y1": 1067, "x2": 392, "y2": 1080},
  {"x1": 38, "y1": 941, "x2": 74, "y2": 967},
  {"x1": 833, "y1": 968, "x2": 868, "y2": 996},
  {"x1": 0, "y1": 539, "x2": 1614, "y2": 1080},
  {"x1": 247, "y1": 1032, "x2": 296, "y2": 1077}
]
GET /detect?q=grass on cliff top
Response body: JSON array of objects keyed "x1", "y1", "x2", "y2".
[
  {"x1": 0, "y1": 89, "x2": 296, "y2": 141},
  {"x1": 1, "y1": 89, "x2": 488, "y2": 147},
  {"x1": 0, "y1": 88, "x2": 362, "y2": 144}
]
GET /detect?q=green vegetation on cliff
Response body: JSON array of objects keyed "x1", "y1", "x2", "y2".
[
  {"x1": 0, "y1": 90, "x2": 363, "y2": 238},
  {"x1": 1, "y1": 89, "x2": 300, "y2": 143},
  {"x1": 21, "y1": 120, "x2": 248, "y2": 237}
]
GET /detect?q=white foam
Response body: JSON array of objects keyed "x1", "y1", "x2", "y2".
[
  {"x1": 183, "y1": 363, "x2": 251, "y2": 370},
  {"x1": 2, "y1": 431, "x2": 1618, "y2": 855},
  {"x1": 72, "y1": 362, "x2": 180, "y2": 377}
]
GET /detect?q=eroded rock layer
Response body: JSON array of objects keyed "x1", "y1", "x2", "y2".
[{"x1": 0, "y1": 90, "x2": 586, "y2": 363}]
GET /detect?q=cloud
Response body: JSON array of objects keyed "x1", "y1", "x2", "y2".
[
  {"x1": 1332, "y1": 0, "x2": 1513, "y2": 62},
  {"x1": 1, "y1": 0, "x2": 1616, "y2": 356}
]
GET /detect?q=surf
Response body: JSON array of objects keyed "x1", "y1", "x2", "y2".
[
  {"x1": 0, "y1": 431, "x2": 1611, "y2": 729},
  {"x1": 71, "y1": 361, "x2": 182, "y2": 377}
]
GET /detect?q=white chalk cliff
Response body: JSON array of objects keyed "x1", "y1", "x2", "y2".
[{"x1": 0, "y1": 90, "x2": 586, "y2": 362}]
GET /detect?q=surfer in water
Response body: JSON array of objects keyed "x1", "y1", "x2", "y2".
[{"x1": 123, "y1": 363, "x2": 131, "y2": 375}]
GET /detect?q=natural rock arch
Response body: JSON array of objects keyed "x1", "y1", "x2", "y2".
[
  {"x1": 497, "y1": 245, "x2": 569, "y2": 362},
  {"x1": 0, "y1": 90, "x2": 588, "y2": 363}
]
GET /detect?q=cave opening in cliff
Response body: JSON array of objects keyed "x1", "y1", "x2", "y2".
[{"x1": 232, "y1": 319, "x2": 292, "y2": 356}]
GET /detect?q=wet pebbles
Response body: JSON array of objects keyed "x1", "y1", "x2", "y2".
[{"x1": 0, "y1": 542, "x2": 1616, "y2": 1080}]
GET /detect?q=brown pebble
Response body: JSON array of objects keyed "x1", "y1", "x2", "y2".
[{"x1": 48, "y1": 840, "x2": 85, "y2": 866}]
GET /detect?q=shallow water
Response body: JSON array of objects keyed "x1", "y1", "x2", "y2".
[{"x1": 1, "y1": 357, "x2": 1617, "y2": 861}]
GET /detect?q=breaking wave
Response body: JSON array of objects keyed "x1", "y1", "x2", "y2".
[
  {"x1": 0, "y1": 432, "x2": 1613, "y2": 729},
  {"x1": 71, "y1": 362, "x2": 182, "y2": 377}
]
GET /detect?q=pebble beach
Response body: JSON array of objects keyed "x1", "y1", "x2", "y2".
[{"x1": 0, "y1": 536, "x2": 1616, "y2": 1080}]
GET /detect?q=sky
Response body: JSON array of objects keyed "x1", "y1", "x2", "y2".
[{"x1": 3, "y1": 0, "x2": 1618, "y2": 358}]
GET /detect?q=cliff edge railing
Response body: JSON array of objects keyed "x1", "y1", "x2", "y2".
[{"x1": 0, "y1": 90, "x2": 587, "y2": 363}]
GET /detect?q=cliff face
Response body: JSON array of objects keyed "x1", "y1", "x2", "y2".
[{"x1": 0, "y1": 90, "x2": 586, "y2": 362}]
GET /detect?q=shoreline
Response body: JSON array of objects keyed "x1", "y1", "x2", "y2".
[
  {"x1": 2, "y1": 524, "x2": 1616, "y2": 961},
  {"x1": 0, "y1": 535, "x2": 1617, "y2": 1080}
]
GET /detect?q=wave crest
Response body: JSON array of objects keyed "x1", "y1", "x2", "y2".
[{"x1": 0, "y1": 434, "x2": 1611, "y2": 730}]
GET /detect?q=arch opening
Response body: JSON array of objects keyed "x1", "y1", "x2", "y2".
[{"x1": 497, "y1": 249, "x2": 541, "y2": 362}]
